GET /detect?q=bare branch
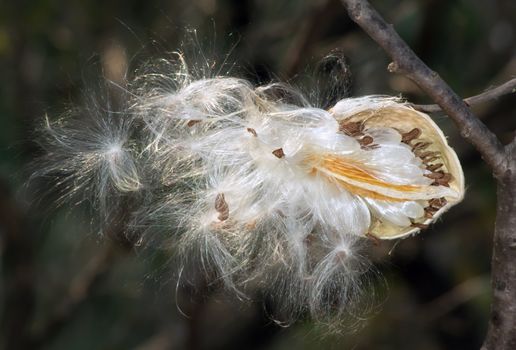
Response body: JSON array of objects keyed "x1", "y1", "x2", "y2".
[
  {"x1": 412, "y1": 78, "x2": 516, "y2": 113},
  {"x1": 340, "y1": 0, "x2": 507, "y2": 178},
  {"x1": 483, "y1": 162, "x2": 516, "y2": 350}
]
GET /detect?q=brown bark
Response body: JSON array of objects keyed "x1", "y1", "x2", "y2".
[
  {"x1": 412, "y1": 78, "x2": 516, "y2": 113},
  {"x1": 482, "y1": 144, "x2": 516, "y2": 350}
]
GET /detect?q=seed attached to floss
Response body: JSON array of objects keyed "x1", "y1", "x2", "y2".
[
  {"x1": 358, "y1": 135, "x2": 374, "y2": 148},
  {"x1": 272, "y1": 148, "x2": 285, "y2": 158},
  {"x1": 215, "y1": 193, "x2": 229, "y2": 221},
  {"x1": 187, "y1": 119, "x2": 201, "y2": 127},
  {"x1": 339, "y1": 120, "x2": 364, "y2": 136}
]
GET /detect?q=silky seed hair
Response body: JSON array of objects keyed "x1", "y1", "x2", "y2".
[
  {"x1": 33, "y1": 50, "x2": 464, "y2": 329},
  {"x1": 32, "y1": 86, "x2": 142, "y2": 231}
]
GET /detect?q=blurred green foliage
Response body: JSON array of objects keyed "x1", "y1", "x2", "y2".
[{"x1": 0, "y1": 0, "x2": 515, "y2": 349}]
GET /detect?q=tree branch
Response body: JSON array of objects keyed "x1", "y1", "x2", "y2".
[
  {"x1": 340, "y1": 0, "x2": 507, "y2": 178},
  {"x1": 412, "y1": 78, "x2": 516, "y2": 113},
  {"x1": 340, "y1": 1, "x2": 516, "y2": 349},
  {"x1": 484, "y1": 154, "x2": 516, "y2": 350}
]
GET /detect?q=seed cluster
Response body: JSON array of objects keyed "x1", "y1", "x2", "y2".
[
  {"x1": 401, "y1": 127, "x2": 452, "y2": 226},
  {"x1": 401, "y1": 128, "x2": 453, "y2": 187},
  {"x1": 338, "y1": 120, "x2": 379, "y2": 149}
]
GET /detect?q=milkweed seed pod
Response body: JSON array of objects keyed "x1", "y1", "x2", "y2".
[
  {"x1": 35, "y1": 53, "x2": 465, "y2": 327},
  {"x1": 329, "y1": 97, "x2": 465, "y2": 239}
]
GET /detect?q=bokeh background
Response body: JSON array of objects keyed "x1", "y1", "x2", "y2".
[{"x1": 1, "y1": 0, "x2": 515, "y2": 349}]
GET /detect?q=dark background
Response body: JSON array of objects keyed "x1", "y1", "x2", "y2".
[{"x1": 1, "y1": 0, "x2": 515, "y2": 349}]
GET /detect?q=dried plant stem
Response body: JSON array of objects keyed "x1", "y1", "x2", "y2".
[
  {"x1": 412, "y1": 78, "x2": 516, "y2": 113},
  {"x1": 340, "y1": 0, "x2": 516, "y2": 349}
]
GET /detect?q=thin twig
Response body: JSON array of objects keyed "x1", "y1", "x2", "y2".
[
  {"x1": 340, "y1": 0, "x2": 507, "y2": 178},
  {"x1": 412, "y1": 78, "x2": 516, "y2": 113}
]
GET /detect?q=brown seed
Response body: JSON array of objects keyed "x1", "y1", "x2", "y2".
[
  {"x1": 441, "y1": 172, "x2": 453, "y2": 182},
  {"x1": 426, "y1": 163, "x2": 443, "y2": 172},
  {"x1": 428, "y1": 197, "x2": 448, "y2": 208},
  {"x1": 215, "y1": 193, "x2": 229, "y2": 221},
  {"x1": 424, "y1": 206, "x2": 438, "y2": 218},
  {"x1": 187, "y1": 120, "x2": 201, "y2": 127},
  {"x1": 423, "y1": 155, "x2": 440, "y2": 163},
  {"x1": 359, "y1": 135, "x2": 374, "y2": 146},
  {"x1": 412, "y1": 142, "x2": 431, "y2": 151},
  {"x1": 429, "y1": 197, "x2": 448, "y2": 208},
  {"x1": 272, "y1": 148, "x2": 285, "y2": 158},
  {"x1": 401, "y1": 128, "x2": 421, "y2": 143},
  {"x1": 432, "y1": 173, "x2": 452, "y2": 186},
  {"x1": 246, "y1": 128, "x2": 257, "y2": 137},
  {"x1": 428, "y1": 203, "x2": 441, "y2": 210},
  {"x1": 339, "y1": 121, "x2": 364, "y2": 136},
  {"x1": 424, "y1": 171, "x2": 445, "y2": 179},
  {"x1": 415, "y1": 150, "x2": 439, "y2": 159}
]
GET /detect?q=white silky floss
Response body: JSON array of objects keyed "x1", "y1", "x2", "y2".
[{"x1": 38, "y1": 55, "x2": 464, "y2": 326}]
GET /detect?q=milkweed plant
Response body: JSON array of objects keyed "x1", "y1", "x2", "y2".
[{"x1": 33, "y1": 47, "x2": 464, "y2": 329}]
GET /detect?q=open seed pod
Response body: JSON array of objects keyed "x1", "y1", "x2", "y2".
[{"x1": 329, "y1": 97, "x2": 464, "y2": 239}]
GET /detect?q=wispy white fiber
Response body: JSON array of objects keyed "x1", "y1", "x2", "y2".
[
  {"x1": 33, "y1": 90, "x2": 141, "y2": 228},
  {"x1": 34, "y1": 52, "x2": 464, "y2": 328}
]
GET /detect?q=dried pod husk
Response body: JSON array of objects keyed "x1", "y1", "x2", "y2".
[{"x1": 330, "y1": 97, "x2": 464, "y2": 239}]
